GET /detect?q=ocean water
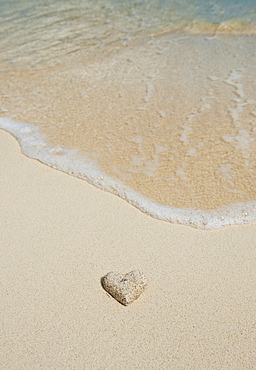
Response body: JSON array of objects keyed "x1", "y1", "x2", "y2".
[{"x1": 0, "y1": 0, "x2": 256, "y2": 229}]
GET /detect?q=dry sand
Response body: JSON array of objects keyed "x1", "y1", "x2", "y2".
[{"x1": 1, "y1": 129, "x2": 255, "y2": 369}]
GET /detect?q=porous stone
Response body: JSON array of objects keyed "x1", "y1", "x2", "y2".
[{"x1": 101, "y1": 270, "x2": 148, "y2": 305}]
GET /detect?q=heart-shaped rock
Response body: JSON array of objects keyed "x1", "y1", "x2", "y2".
[{"x1": 101, "y1": 270, "x2": 148, "y2": 305}]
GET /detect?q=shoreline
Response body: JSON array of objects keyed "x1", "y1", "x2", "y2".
[
  {"x1": 1, "y1": 118, "x2": 256, "y2": 230},
  {"x1": 1, "y1": 129, "x2": 255, "y2": 368},
  {"x1": 1, "y1": 32, "x2": 255, "y2": 215}
]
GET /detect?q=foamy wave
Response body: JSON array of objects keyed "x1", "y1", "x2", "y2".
[{"x1": 1, "y1": 117, "x2": 255, "y2": 230}]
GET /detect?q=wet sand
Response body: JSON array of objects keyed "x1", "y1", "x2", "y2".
[{"x1": 1, "y1": 32, "x2": 256, "y2": 212}]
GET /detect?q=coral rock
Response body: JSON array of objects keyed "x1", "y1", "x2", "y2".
[{"x1": 101, "y1": 270, "x2": 148, "y2": 305}]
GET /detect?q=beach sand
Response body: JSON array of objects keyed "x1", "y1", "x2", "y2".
[{"x1": 1, "y1": 129, "x2": 255, "y2": 369}]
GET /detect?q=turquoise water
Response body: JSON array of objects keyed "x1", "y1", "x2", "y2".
[
  {"x1": 0, "y1": 0, "x2": 255, "y2": 65},
  {"x1": 0, "y1": 0, "x2": 256, "y2": 229}
]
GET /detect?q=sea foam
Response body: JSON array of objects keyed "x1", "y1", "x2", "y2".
[{"x1": 1, "y1": 117, "x2": 255, "y2": 230}]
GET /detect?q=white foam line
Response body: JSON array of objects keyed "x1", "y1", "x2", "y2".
[
  {"x1": 180, "y1": 125, "x2": 191, "y2": 145},
  {"x1": 225, "y1": 70, "x2": 248, "y2": 126},
  {"x1": 1, "y1": 117, "x2": 256, "y2": 230},
  {"x1": 144, "y1": 83, "x2": 154, "y2": 103}
]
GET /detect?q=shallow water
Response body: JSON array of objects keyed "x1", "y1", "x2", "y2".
[{"x1": 0, "y1": 0, "x2": 256, "y2": 229}]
